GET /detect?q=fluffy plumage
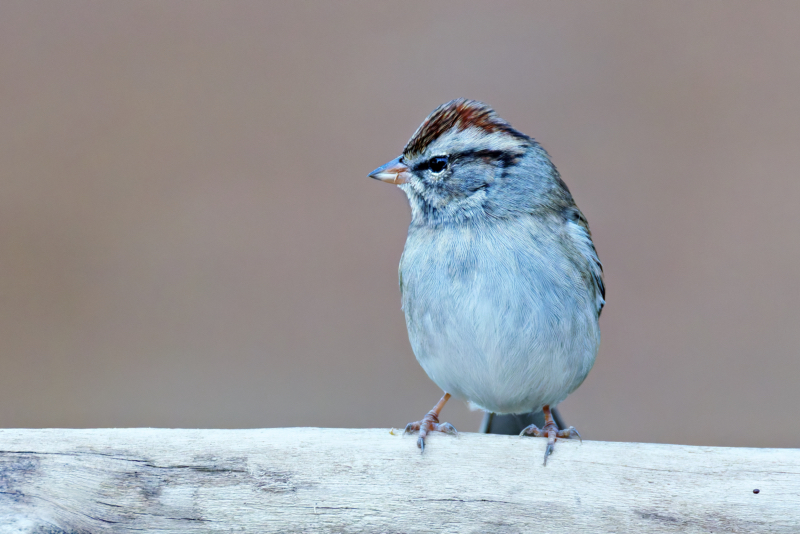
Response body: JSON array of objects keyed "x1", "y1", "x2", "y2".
[{"x1": 371, "y1": 99, "x2": 603, "y2": 456}]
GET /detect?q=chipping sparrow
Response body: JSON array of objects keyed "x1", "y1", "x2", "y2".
[{"x1": 369, "y1": 99, "x2": 604, "y2": 464}]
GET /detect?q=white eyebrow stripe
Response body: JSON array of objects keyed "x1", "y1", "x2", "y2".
[{"x1": 422, "y1": 127, "x2": 527, "y2": 158}]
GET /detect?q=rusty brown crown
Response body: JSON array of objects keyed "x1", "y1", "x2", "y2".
[{"x1": 402, "y1": 99, "x2": 523, "y2": 158}]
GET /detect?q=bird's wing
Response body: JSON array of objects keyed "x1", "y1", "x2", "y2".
[{"x1": 566, "y1": 209, "x2": 605, "y2": 317}]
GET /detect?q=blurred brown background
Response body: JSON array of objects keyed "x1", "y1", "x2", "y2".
[{"x1": 1, "y1": 1, "x2": 798, "y2": 448}]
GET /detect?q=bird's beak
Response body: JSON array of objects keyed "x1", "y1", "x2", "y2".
[{"x1": 368, "y1": 156, "x2": 411, "y2": 185}]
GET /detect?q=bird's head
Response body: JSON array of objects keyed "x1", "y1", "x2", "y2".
[{"x1": 369, "y1": 99, "x2": 565, "y2": 226}]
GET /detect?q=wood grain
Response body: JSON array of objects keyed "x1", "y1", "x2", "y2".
[{"x1": 0, "y1": 428, "x2": 797, "y2": 533}]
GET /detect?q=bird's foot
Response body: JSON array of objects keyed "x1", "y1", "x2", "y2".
[
  {"x1": 520, "y1": 406, "x2": 581, "y2": 465},
  {"x1": 404, "y1": 411, "x2": 457, "y2": 452}
]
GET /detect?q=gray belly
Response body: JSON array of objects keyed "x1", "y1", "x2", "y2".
[{"x1": 400, "y1": 221, "x2": 599, "y2": 414}]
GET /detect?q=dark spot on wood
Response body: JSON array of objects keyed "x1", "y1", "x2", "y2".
[
  {"x1": 638, "y1": 511, "x2": 680, "y2": 523},
  {"x1": 753, "y1": 489, "x2": 760, "y2": 494},
  {"x1": 254, "y1": 468, "x2": 304, "y2": 493},
  {"x1": 0, "y1": 454, "x2": 40, "y2": 502},
  {"x1": 22, "y1": 523, "x2": 76, "y2": 534}
]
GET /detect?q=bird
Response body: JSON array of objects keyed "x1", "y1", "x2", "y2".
[{"x1": 368, "y1": 99, "x2": 604, "y2": 464}]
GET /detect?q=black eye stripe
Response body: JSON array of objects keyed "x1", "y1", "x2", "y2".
[
  {"x1": 411, "y1": 149, "x2": 521, "y2": 173},
  {"x1": 456, "y1": 149, "x2": 521, "y2": 167},
  {"x1": 412, "y1": 155, "x2": 447, "y2": 173}
]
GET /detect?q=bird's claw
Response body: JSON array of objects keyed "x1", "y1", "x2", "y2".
[
  {"x1": 520, "y1": 422, "x2": 581, "y2": 465},
  {"x1": 544, "y1": 441, "x2": 554, "y2": 464},
  {"x1": 563, "y1": 426, "x2": 582, "y2": 442},
  {"x1": 403, "y1": 412, "x2": 457, "y2": 453},
  {"x1": 438, "y1": 422, "x2": 458, "y2": 435}
]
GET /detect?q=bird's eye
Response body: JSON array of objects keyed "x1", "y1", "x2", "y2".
[{"x1": 428, "y1": 156, "x2": 448, "y2": 174}]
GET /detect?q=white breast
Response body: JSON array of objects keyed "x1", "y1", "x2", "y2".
[{"x1": 400, "y1": 217, "x2": 600, "y2": 414}]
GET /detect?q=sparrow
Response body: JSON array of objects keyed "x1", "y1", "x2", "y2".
[{"x1": 369, "y1": 99, "x2": 604, "y2": 464}]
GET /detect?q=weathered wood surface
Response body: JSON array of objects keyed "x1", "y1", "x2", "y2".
[{"x1": 0, "y1": 428, "x2": 797, "y2": 533}]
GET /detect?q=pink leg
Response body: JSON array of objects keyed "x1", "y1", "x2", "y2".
[
  {"x1": 520, "y1": 405, "x2": 581, "y2": 465},
  {"x1": 404, "y1": 393, "x2": 457, "y2": 452}
]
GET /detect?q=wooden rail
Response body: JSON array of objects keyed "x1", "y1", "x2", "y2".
[{"x1": 0, "y1": 428, "x2": 797, "y2": 533}]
